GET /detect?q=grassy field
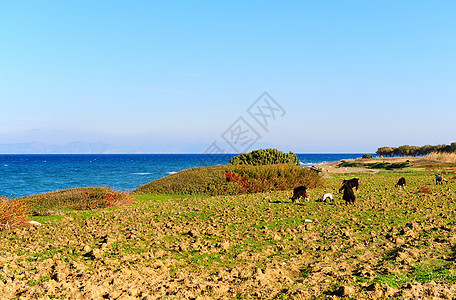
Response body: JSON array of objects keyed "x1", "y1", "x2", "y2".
[{"x1": 1, "y1": 161, "x2": 456, "y2": 299}]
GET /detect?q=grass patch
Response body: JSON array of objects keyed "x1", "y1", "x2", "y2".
[
  {"x1": 339, "y1": 161, "x2": 413, "y2": 170},
  {"x1": 412, "y1": 262, "x2": 456, "y2": 284},
  {"x1": 371, "y1": 274, "x2": 410, "y2": 288},
  {"x1": 27, "y1": 276, "x2": 50, "y2": 287}
]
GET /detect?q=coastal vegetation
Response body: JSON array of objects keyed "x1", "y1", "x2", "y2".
[
  {"x1": 377, "y1": 142, "x2": 456, "y2": 157},
  {"x1": 423, "y1": 151, "x2": 456, "y2": 163},
  {"x1": 2, "y1": 154, "x2": 456, "y2": 298},
  {"x1": 133, "y1": 164, "x2": 322, "y2": 195}
]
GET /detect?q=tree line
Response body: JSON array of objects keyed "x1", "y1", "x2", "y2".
[{"x1": 376, "y1": 143, "x2": 456, "y2": 157}]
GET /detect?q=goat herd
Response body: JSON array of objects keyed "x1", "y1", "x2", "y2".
[{"x1": 290, "y1": 174, "x2": 450, "y2": 205}]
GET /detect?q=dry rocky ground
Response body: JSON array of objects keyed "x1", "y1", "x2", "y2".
[{"x1": 1, "y1": 161, "x2": 456, "y2": 299}]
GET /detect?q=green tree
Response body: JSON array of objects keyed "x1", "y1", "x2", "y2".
[{"x1": 376, "y1": 147, "x2": 394, "y2": 156}]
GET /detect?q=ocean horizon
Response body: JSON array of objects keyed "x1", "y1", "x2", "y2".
[{"x1": 0, "y1": 153, "x2": 367, "y2": 198}]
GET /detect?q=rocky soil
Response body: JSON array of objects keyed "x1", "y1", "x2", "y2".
[{"x1": 1, "y1": 167, "x2": 456, "y2": 299}]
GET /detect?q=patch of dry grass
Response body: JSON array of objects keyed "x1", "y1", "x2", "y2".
[
  {"x1": 0, "y1": 196, "x2": 28, "y2": 231},
  {"x1": 423, "y1": 152, "x2": 456, "y2": 163},
  {"x1": 18, "y1": 187, "x2": 134, "y2": 213}
]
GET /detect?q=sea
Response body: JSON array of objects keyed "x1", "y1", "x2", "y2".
[{"x1": 0, "y1": 154, "x2": 365, "y2": 198}]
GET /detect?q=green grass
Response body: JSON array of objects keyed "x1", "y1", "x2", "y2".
[{"x1": 27, "y1": 276, "x2": 51, "y2": 287}]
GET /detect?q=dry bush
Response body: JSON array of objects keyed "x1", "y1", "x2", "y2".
[
  {"x1": 0, "y1": 196, "x2": 28, "y2": 231},
  {"x1": 19, "y1": 187, "x2": 134, "y2": 212},
  {"x1": 423, "y1": 152, "x2": 456, "y2": 163},
  {"x1": 75, "y1": 189, "x2": 134, "y2": 210},
  {"x1": 419, "y1": 186, "x2": 432, "y2": 194}
]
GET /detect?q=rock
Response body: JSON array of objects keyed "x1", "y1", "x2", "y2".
[
  {"x1": 366, "y1": 282, "x2": 380, "y2": 291},
  {"x1": 188, "y1": 229, "x2": 199, "y2": 237},
  {"x1": 85, "y1": 248, "x2": 103, "y2": 259},
  {"x1": 334, "y1": 285, "x2": 355, "y2": 296},
  {"x1": 272, "y1": 233, "x2": 281, "y2": 241},
  {"x1": 220, "y1": 241, "x2": 230, "y2": 250},
  {"x1": 102, "y1": 234, "x2": 116, "y2": 245},
  {"x1": 154, "y1": 249, "x2": 165, "y2": 258},
  {"x1": 394, "y1": 237, "x2": 405, "y2": 245}
]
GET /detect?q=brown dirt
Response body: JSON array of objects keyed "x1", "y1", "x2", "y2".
[{"x1": 2, "y1": 166, "x2": 456, "y2": 299}]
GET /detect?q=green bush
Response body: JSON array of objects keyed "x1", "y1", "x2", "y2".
[
  {"x1": 228, "y1": 148, "x2": 300, "y2": 166},
  {"x1": 133, "y1": 164, "x2": 323, "y2": 196},
  {"x1": 362, "y1": 154, "x2": 373, "y2": 159}
]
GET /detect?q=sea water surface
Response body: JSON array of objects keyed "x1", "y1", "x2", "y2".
[{"x1": 0, "y1": 154, "x2": 364, "y2": 198}]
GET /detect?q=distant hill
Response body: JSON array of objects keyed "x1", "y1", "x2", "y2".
[{"x1": 0, "y1": 142, "x2": 120, "y2": 154}]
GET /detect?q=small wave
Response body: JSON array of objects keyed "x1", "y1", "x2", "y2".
[
  {"x1": 3, "y1": 165, "x2": 8, "y2": 167},
  {"x1": 301, "y1": 161, "x2": 329, "y2": 167},
  {"x1": 132, "y1": 172, "x2": 152, "y2": 175},
  {"x1": 167, "y1": 171, "x2": 178, "y2": 175}
]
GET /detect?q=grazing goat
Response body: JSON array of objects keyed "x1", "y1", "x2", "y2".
[
  {"x1": 341, "y1": 178, "x2": 359, "y2": 191},
  {"x1": 320, "y1": 193, "x2": 333, "y2": 202},
  {"x1": 290, "y1": 186, "x2": 309, "y2": 203},
  {"x1": 339, "y1": 182, "x2": 355, "y2": 204},
  {"x1": 395, "y1": 177, "x2": 406, "y2": 189},
  {"x1": 435, "y1": 174, "x2": 448, "y2": 185}
]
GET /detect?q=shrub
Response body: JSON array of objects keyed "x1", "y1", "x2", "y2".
[
  {"x1": 133, "y1": 164, "x2": 323, "y2": 196},
  {"x1": 0, "y1": 197, "x2": 29, "y2": 231},
  {"x1": 228, "y1": 148, "x2": 300, "y2": 166},
  {"x1": 362, "y1": 154, "x2": 373, "y2": 159},
  {"x1": 74, "y1": 188, "x2": 133, "y2": 210},
  {"x1": 18, "y1": 187, "x2": 134, "y2": 212}
]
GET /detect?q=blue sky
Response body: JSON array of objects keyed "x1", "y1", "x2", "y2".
[{"x1": 1, "y1": 1, "x2": 455, "y2": 153}]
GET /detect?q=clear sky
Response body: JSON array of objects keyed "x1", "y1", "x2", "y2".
[{"x1": 1, "y1": 1, "x2": 455, "y2": 153}]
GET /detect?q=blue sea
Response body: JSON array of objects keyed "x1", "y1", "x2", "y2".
[{"x1": 0, "y1": 154, "x2": 365, "y2": 198}]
